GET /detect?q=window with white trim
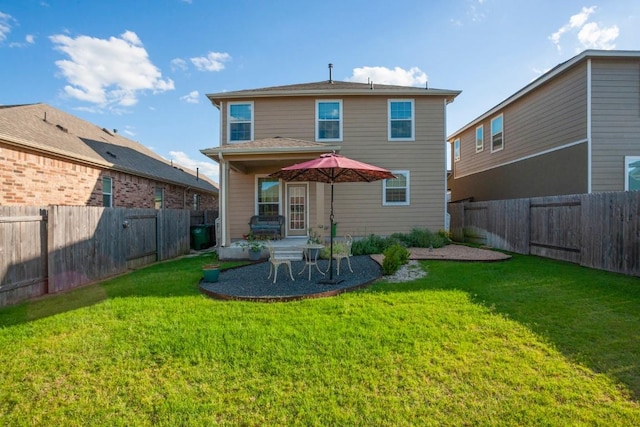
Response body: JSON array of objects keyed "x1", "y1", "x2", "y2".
[
  {"x1": 257, "y1": 177, "x2": 280, "y2": 216},
  {"x1": 454, "y1": 139, "x2": 460, "y2": 162},
  {"x1": 388, "y1": 100, "x2": 414, "y2": 141},
  {"x1": 102, "y1": 177, "x2": 112, "y2": 207},
  {"x1": 316, "y1": 100, "x2": 342, "y2": 141},
  {"x1": 228, "y1": 102, "x2": 253, "y2": 142},
  {"x1": 476, "y1": 124, "x2": 484, "y2": 152},
  {"x1": 491, "y1": 114, "x2": 504, "y2": 152},
  {"x1": 625, "y1": 156, "x2": 640, "y2": 191},
  {"x1": 383, "y1": 170, "x2": 410, "y2": 206}
]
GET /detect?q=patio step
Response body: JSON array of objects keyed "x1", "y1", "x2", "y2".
[{"x1": 273, "y1": 248, "x2": 303, "y2": 261}]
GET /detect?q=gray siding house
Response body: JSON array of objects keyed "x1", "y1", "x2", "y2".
[{"x1": 447, "y1": 50, "x2": 640, "y2": 202}]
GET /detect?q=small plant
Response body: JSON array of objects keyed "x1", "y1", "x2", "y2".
[
  {"x1": 307, "y1": 226, "x2": 323, "y2": 244},
  {"x1": 239, "y1": 231, "x2": 266, "y2": 252},
  {"x1": 382, "y1": 243, "x2": 410, "y2": 275}
]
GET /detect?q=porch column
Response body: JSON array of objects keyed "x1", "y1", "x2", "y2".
[{"x1": 220, "y1": 157, "x2": 230, "y2": 246}]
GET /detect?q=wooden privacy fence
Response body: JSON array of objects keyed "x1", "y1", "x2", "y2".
[
  {"x1": 0, "y1": 206, "x2": 191, "y2": 307},
  {"x1": 448, "y1": 191, "x2": 640, "y2": 277}
]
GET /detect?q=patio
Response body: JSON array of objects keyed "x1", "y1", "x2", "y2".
[{"x1": 200, "y1": 255, "x2": 382, "y2": 302}]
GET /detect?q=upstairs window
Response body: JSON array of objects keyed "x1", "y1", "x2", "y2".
[
  {"x1": 625, "y1": 156, "x2": 640, "y2": 191},
  {"x1": 476, "y1": 124, "x2": 484, "y2": 152},
  {"x1": 316, "y1": 100, "x2": 342, "y2": 141},
  {"x1": 388, "y1": 100, "x2": 414, "y2": 141},
  {"x1": 383, "y1": 171, "x2": 410, "y2": 206},
  {"x1": 491, "y1": 114, "x2": 504, "y2": 152},
  {"x1": 454, "y1": 138, "x2": 460, "y2": 162},
  {"x1": 228, "y1": 102, "x2": 253, "y2": 142},
  {"x1": 102, "y1": 177, "x2": 112, "y2": 207},
  {"x1": 257, "y1": 177, "x2": 280, "y2": 216}
]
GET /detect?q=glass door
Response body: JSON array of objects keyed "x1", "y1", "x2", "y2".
[{"x1": 287, "y1": 184, "x2": 307, "y2": 237}]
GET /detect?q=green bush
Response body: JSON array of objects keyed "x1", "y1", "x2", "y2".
[
  {"x1": 351, "y1": 228, "x2": 448, "y2": 256},
  {"x1": 352, "y1": 234, "x2": 397, "y2": 255},
  {"x1": 382, "y1": 244, "x2": 410, "y2": 275},
  {"x1": 320, "y1": 242, "x2": 345, "y2": 259},
  {"x1": 390, "y1": 228, "x2": 448, "y2": 248}
]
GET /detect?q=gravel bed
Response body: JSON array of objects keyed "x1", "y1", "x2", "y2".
[{"x1": 200, "y1": 255, "x2": 382, "y2": 301}]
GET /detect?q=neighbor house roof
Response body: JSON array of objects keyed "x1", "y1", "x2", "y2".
[
  {"x1": 207, "y1": 80, "x2": 461, "y2": 107},
  {"x1": 448, "y1": 49, "x2": 640, "y2": 140},
  {"x1": 0, "y1": 103, "x2": 218, "y2": 193}
]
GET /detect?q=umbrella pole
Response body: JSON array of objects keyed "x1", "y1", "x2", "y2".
[
  {"x1": 319, "y1": 182, "x2": 342, "y2": 285},
  {"x1": 328, "y1": 182, "x2": 334, "y2": 281}
]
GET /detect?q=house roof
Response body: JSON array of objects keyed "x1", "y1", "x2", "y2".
[
  {"x1": 0, "y1": 103, "x2": 218, "y2": 193},
  {"x1": 201, "y1": 137, "x2": 341, "y2": 174},
  {"x1": 448, "y1": 49, "x2": 640, "y2": 141},
  {"x1": 207, "y1": 80, "x2": 461, "y2": 106}
]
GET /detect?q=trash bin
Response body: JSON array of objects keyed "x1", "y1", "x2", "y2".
[{"x1": 191, "y1": 224, "x2": 212, "y2": 250}]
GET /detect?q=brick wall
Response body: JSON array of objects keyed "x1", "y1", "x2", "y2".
[{"x1": 1, "y1": 144, "x2": 217, "y2": 209}]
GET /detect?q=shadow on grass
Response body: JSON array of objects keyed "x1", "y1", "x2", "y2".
[
  {"x1": 0, "y1": 253, "x2": 242, "y2": 327},
  {"x1": 370, "y1": 254, "x2": 640, "y2": 400}
]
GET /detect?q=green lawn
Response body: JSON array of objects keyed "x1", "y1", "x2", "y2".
[{"x1": 0, "y1": 252, "x2": 639, "y2": 426}]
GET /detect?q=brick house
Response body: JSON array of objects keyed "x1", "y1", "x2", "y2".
[{"x1": 0, "y1": 103, "x2": 218, "y2": 208}]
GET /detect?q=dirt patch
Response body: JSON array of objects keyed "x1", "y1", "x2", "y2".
[
  {"x1": 370, "y1": 244, "x2": 511, "y2": 265},
  {"x1": 370, "y1": 244, "x2": 510, "y2": 283}
]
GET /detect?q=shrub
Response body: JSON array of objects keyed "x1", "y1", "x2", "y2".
[
  {"x1": 352, "y1": 234, "x2": 396, "y2": 256},
  {"x1": 320, "y1": 242, "x2": 345, "y2": 259},
  {"x1": 382, "y1": 244, "x2": 410, "y2": 275},
  {"x1": 390, "y1": 228, "x2": 448, "y2": 249}
]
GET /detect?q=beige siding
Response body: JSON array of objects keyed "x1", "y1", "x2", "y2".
[
  {"x1": 591, "y1": 58, "x2": 640, "y2": 192},
  {"x1": 220, "y1": 94, "x2": 450, "y2": 238},
  {"x1": 330, "y1": 96, "x2": 447, "y2": 234},
  {"x1": 227, "y1": 170, "x2": 256, "y2": 238},
  {"x1": 453, "y1": 62, "x2": 588, "y2": 179}
]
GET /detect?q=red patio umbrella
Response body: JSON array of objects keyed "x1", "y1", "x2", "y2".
[{"x1": 269, "y1": 152, "x2": 395, "y2": 284}]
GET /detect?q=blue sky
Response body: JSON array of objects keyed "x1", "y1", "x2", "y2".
[{"x1": 1, "y1": 0, "x2": 638, "y2": 184}]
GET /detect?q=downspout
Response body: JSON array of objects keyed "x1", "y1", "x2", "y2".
[
  {"x1": 219, "y1": 100, "x2": 227, "y2": 247},
  {"x1": 587, "y1": 58, "x2": 592, "y2": 193},
  {"x1": 443, "y1": 98, "x2": 449, "y2": 231}
]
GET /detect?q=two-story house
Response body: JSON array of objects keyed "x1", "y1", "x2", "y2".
[
  {"x1": 202, "y1": 77, "x2": 460, "y2": 248},
  {"x1": 0, "y1": 103, "x2": 218, "y2": 209},
  {"x1": 447, "y1": 49, "x2": 640, "y2": 202}
]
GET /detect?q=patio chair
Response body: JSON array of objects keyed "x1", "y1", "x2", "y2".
[
  {"x1": 326, "y1": 235, "x2": 354, "y2": 276},
  {"x1": 267, "y1": 242, "x2": 295, "y2": 284}
]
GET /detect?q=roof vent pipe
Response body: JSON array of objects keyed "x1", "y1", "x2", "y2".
[{"x1": 328, "y1": 63, "x2": 333, "y2": 83}]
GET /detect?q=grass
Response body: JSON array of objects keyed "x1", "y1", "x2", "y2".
[{"x1": 0, "y1": 252, "x2": 639, "y2": 425}]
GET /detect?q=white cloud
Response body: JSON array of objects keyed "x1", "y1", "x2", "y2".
[
  {"x1": 25, "y1": 34, "x2": 35, "y2": 44},
  {"x1": 171, "y1": 58, "x2": 188, "y2": 72},
  {"x1": 180, "y1": 90, "x2": 200, "y2": 104},
  {"x1": 0, "y1": 11, "x2": 15, "y2": 43},
  {"x1": 346, "y1": 66, "x2": 428, "y2": 87},
  {"x1": 578, "y1": 21, "x2": 619, "y2": 50},
  {"x1": 190, "y1": 51, "x2": 231, "y2": 72},
  {"x1": 169, "y1": 151, "x2": 219, "y2": 184},
  {"x1": 550, "y1": 6, "x2": 618, "y2": 52},
  {"x1": 49, "y1": 30, "x2": 175, "y2": 108}
]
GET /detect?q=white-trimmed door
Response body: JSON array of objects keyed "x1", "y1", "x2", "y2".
[{"x1": 286, "y1": 183, "x2": 308, "y2": 237}]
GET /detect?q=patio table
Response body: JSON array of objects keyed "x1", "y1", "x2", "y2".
[{"x1": 298, "y1": 243, "x2": 325, "y2": 280}]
